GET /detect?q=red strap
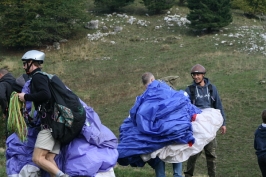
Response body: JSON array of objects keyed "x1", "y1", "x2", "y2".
[
  {"x1": 188, "y1": 141, "x2": 193, "y2": 147},
  {"x1": 191, "y1": 114, "x2": 197, "y2": 122}
]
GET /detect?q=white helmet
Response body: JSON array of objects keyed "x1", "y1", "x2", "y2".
[{"x1": 21, "y1": 50, "x2": 45, "y2": 64}]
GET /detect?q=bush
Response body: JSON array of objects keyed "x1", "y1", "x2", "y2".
[
  {"x1": 142, "y1": 0, "x2": 175, "y2": 14},
  {"x1": 0, "y1": 0, "x2": 90, "y2": 48},
  {"x1": 231, "y1": 0, "x2": 266, "y2": 15}
]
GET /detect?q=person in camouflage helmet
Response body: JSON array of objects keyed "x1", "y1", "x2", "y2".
[{"x1": 184, "y1": 64, "x2": 226, "y2": 177}]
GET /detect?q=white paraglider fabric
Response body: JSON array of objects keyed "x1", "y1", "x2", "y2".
[{"x1": 141, "y1": 108, "x2": 223, "y2": 163}]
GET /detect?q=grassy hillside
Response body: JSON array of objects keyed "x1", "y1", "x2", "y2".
[{"x1": 1, "y1": 1, "x2": 266, "y2": 177}]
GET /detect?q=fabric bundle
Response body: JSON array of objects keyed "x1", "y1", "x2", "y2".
[{"x1": 117, "y1": 80, "x2": 202, "y2": 167}]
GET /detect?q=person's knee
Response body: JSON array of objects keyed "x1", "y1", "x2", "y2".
[
  {"x1": 32, "y1": 155, "x2": 42, "y2": 166},
  {"x1": 205, "y1": 150, "x2": 217, "y2": 159},
  {"x1": 32, "y1": 152, "x2": 49, "y2": 166}
]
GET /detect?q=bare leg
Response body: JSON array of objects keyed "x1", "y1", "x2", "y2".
[
  {"x1": 32, "y1": 147, "x2": 60, "y2": 176},
  {"x1": 46, "y1": 153, "x2": 57, "y2": 168},
  {"x1": 46, "y1": 152, "x2": 58, "y2": 177}
]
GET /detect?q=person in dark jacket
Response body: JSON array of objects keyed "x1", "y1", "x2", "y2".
[
  {"x1": 17, "y1": 50, "x2": 69, "y2": 177},
  {"x1": 0, "y1": 68, "x2": 16, "y2": 139},
  {"x1": 184, "y1": 64, "x2": 226, "y2": 177},
  {"x1": 0, "y1": 68, "x2": 16, "y2": 118},
  {"x1": 254, "y1": 109, "x2": 266, "y2": 177}
]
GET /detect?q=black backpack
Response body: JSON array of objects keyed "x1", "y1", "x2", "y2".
[
  {"x1": 3, "y1": 74, "x2": 30, "y2": 139},
  {"x1": 188, "y1": 84, "x2": 215, "y2": 108},
  {"x1": 34, "y1": 71, "x2": 86, "y2": 144}
]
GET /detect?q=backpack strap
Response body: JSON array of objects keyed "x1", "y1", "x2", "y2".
[
  {"x1": 208, "y1": 84, "x2": 216, "y2": 108},
  {"x1": 188, "y1": 85, "x2": 196, "y2": 105},
  {"x1": 31, "y1": 71, "x2": 54, "y2": 127}
]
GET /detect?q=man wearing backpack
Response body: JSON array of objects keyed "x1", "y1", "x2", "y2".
[
  {"x1": 184, "y1": 64, "x2": 226, "y2": 177},
  {"x1": 0, "y1": 68, "x2": 16, "y2": 118},
  {"x1": 18, "y1": 50, "x2": 69, "y2": 177}
]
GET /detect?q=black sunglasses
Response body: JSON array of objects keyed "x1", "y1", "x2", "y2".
[{"x1": 23, "y1": 61, "x2": 28, "y2": 66}]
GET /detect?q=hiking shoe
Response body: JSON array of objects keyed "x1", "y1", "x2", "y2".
[
  {"x1": 60, "y1": 174, "x2": 70, "y2": 177},
  {"x1": 184, "y1": 175, "x2": 192, "y2": 177}
]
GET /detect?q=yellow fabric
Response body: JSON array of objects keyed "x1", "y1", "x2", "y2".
[{"x1": 7, "y1": 91, "x2": 27, "y2": 141}]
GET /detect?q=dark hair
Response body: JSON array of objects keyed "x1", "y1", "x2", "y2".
[
  {"x1": 142, "y1": 72, "x2": 154, "y2": 85},
  {"x1": 32, "y1": 60, "x2": 42, "y2": 67},
  {"x1": 261, "y1": 110, "x2": 266, "y2": 123},
  {"x1": 0, "y1": 68, "x2": 8, "y2": 75}
]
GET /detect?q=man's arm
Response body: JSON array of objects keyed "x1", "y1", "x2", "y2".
[
  {"x1": 24, "y1": 74, "x2": 51, "y2": 102},
  {"x1": 212, "y1": 85, "x2": 226, "y2": 134},
  {"x1": 254, "y1": 130, "x2": 258, "y2": 150}
]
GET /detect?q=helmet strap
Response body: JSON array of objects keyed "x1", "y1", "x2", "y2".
[{"x1": 25, "y1": 61, "x2": 33, "y2": 74}]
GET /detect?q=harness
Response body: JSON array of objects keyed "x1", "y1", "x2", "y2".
[{"x1": 188, "y1": 84, "x2": 215, "y2": 108}]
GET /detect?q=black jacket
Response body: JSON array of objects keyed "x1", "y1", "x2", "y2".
[
  {"x1": 24, "y1": 68, "x2": 51, "y2": 110},
  {"x1": 254, "y1": 124, "x2": 266, "y2": 157},
  {"x1": 0, "y1": 73, "x2": 16, "y2": 115}
]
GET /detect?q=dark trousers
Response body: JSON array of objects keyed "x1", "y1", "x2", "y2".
[
  {"x1": 258, "y1": 154, "x2": 266, "y2": 177},
  {"x1": 184, "y1": 138, "x2": 217, "y2": 177}
]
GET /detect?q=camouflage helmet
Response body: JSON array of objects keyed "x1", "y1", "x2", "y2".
[
  {"x1": 21, "y1": 50, "x2": 45, "y2": 64},
  {"x1": 190, "y1": 64, "x2": 206, "y2": 74}
]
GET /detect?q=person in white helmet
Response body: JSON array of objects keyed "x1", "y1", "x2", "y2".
[
  {"x1": 17, "y1": 50, "x2": 68, "y2": 177},
  {"x1": 184, "y1": 64, "x2": 226, "y2": 177}
]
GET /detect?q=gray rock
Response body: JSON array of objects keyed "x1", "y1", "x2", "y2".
[
  {"x1": 85, "y1": 20, "x2": 99, "y2": 29},
  {"x1": 53, "y1": 42, "x2": 60, "y2": 50}
]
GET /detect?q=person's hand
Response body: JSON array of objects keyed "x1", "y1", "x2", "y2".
[
  {"x1": 220, "y1": 126, "x2": 226, "y2": 134},
  {"x1": 18, "y1": 93, "x2": 25, "y2": 102}
]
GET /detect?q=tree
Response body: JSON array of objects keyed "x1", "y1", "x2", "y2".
[
  {"x1": 0, "y1": 0, "x2": 90, "y2": 48},
  {"x1": 178, "y1": 0, "x2": 187, "y2": 6},
  {"x1": 94, "y1": 0, "x2": 134, "y2": 12},
  {"x1": 187, "y1": 0, "x2": 232, "y2": 32},
  {"x1": 142, "y1": 0, "x2": 175, "y2": 14}
]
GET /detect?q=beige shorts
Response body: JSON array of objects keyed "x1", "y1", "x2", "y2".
[{"x1": 35, "y1": 129, "x2": 60, "y2": 154}]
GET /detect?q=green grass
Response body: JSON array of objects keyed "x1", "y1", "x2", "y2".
[{"x1": 1, "y1": 1, "x2": 266, "y2": 176}]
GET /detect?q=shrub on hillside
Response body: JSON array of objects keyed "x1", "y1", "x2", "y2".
[
  {"x1": 94, "y1": 0, "x2": 135, "y2": 12},
  {"x1": 0, "y1": 0, "x2": 90, "y2": 48},
  {"x1": 142, "y1": 0, "x2": 175, "y2": 14},
  {"x1": 231, "y1": 0, "x2": 266, "y2": 15},
  {"x1": 187, "y1": 0, "x2": 232, "y2": 32}
]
